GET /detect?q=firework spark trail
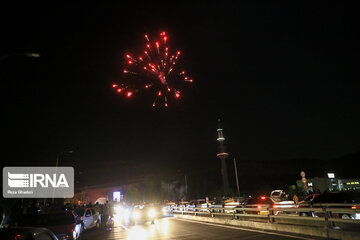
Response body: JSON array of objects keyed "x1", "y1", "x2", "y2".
[{"x1": 112, "y1": 31, "x2": 193, "y2": 107}]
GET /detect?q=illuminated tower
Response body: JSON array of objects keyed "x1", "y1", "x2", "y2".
[{"x1": 216, "y1": 119, "x2": 230, "y2": 194}]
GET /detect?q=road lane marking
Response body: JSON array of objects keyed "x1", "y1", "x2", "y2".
[{"x1": 173, "y1": 218, "x2": 317, "y2": 240}]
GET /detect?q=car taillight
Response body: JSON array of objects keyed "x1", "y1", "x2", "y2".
[
  {"x1": 257, "y1": 205, "x2": 261, "y2": 209},
  {"x1": 260, "y1": 196, "x2": 266, "y2": 200},
  {"x1": 14, "y1": 234, "x2": 24, "y2": 240},
  {"x1": 351, "y1": 206, "x2": 360, "y2": 209},
  {"x1": 273, "y1": 205, "x2": 278, "y2": 208}
]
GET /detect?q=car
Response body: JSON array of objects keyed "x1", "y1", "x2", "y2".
[
  {"x1": 161, "y1": 201, "x2": 177, "y2": 214},
  {"x1": 240, "y1": 197, "x2": 273, "y2": 215},
  {"x1": 270, "y1": 190, "x2": 285, "y2": 198},
  {"x1": 208, "y1": 200, "x2": 225, "y2": 213},
  {"x1": 0, "y1": 227, "x2": 59, "y2": 240},
  {"x1": 74, "y1": 208, "x2": 101, "y2": 230},
  {"x1": 161, "y1": 205, "x2": 172, "y2": 215},
  {"x1": 198, "y1": 200, "x2": 222, "y2": 212},
  {"x1": 240, "y1": 196, "x2": 295, "y2": 215},
  {"x1": 130, "y1": 205, "x2": 158, "y2": 225},
  {"x1": 176, "y1": 204, "x2": 188, "y2": 211},
  {"x1": 199, "y1": 203, "x2": 210, "y2": 212},
  {"x1": 18, "y1": 211, "x2": 82, "y2": 240},
  {"x1": 112, "y1": 203, "x2": 131, "y2": 219},
  {"x1": 271, "y1": 196, "x2": 296, "y2": 214},
  {"x1": 224, "y1": 198, "x2": 244, "y2": 213},
  {"x1": 298, "y1": 191, "x2": 360, "y2": 219},
  {"x1": 185, "y1": 200, "x2": 198, "y2": 211},
  {"x1": 189, "y1": 199, "x2": 206, "y2": 211}
]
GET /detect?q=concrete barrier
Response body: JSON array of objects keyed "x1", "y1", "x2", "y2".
[{"x1": 173, "y1": 214, "x2": 360, "y2": 240}]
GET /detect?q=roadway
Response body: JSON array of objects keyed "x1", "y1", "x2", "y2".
[{"x1": 81, "y1": 216, "x2": 324, "y2": 240}]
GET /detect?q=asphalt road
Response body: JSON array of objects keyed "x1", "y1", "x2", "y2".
[{"x1": 81, "y1": 216, "x2": 321, "y2": 240}]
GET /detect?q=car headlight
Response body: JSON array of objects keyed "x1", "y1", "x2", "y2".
[
  {"x1": 73, "y1": 230, "x2": 77, "y2": 240},
  {"x1": 114, "y1": 206, "x2": 123, "y2": 214},
  {"x1": 132, "y1": 211, "x2": 141, "y2": 220},
  {"x1": 148, "y1": 209, "x2": 156, "y2": 218}
]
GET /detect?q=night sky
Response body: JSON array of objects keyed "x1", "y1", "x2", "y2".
[{"x1": 2, "y1": 2, "x2": 359, "y2": 194}]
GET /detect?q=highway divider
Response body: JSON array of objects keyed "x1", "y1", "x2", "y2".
[{"x1": 172, "y1": 205, "x2": 360, "y2": 240}]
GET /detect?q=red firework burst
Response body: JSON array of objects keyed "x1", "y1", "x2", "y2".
[{"x1": 112, "y1": 31, "x2": 193, "y2": 107}]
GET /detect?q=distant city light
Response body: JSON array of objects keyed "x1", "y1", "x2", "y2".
[
  {"x1": 327, "y1": 173, "x2": 335, "y2": 178},
  {"x1": 26, "y1": 53, "x2": 40, "y2": 58},
  {"x1": 113, "y1": 191, "x2": 121, "y2": 202}
]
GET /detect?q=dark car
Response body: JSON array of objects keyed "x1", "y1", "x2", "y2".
[
  {"x1": 18, "y1": 211, "x2": 82, "y2": 240},
  {"x1": 240, "y1": 197, "x2": 274, "y2": 215},
  {"x1": 240, "y1": 196, "x2": 295, "y2": 215},
  {"x1": 0, "y1": 227, "x2": 58, "y2": 240},
  {"x1": 299, "y1": 191, "x2": 360, "y2": 219},
  {"x1": 130, "y1": 205, "x2": 158, "y2": 225}
]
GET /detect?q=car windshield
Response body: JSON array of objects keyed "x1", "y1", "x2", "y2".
[
  {"x1": 272, "y1": 192, "x2": 281, "y2": 197},
  {"x1": 74, "y1": 209, "x2": 85, "y2": 216},
  {"x1": 271, "y1": 197, "x2": 284, "y2": 202}
]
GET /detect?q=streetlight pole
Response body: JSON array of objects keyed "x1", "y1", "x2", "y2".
[
  {"x1": 185, "y1": 175, "x2": 188, "y2": 200},
  {"x1": 233, "y1": 157, "x2": 240, "y2": 198}
]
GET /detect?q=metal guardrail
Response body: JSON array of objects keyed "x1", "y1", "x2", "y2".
[{"x1": 171, "y1": 204, "x2": 360, "y2": 227}]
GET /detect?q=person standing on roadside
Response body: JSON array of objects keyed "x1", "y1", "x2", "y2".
[{"x1": 293, "y1": 194, "x2": 299, "y2": 204}]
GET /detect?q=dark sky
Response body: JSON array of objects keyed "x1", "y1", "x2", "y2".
[{"x1": 2, "y1": 2, "x2": 359, "y2": 189}]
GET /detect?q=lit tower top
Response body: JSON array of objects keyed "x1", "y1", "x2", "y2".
[
  {"x1": 217, "y1": 124, "x2": 224, "y2": 141},
  {"x1": 217, "y1": 119, "x2": 229, "y2": 157},
  {"x1": 216, "y1": 119, "x2": 230, "y2": 193}
]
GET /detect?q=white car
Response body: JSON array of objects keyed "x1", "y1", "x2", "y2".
[
  {"x1": 75, "y1": 208, "x2": 101, "y2": 230},
  {"x1": 224, "y1": 197, "x2": 245, "y2": 213}
]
